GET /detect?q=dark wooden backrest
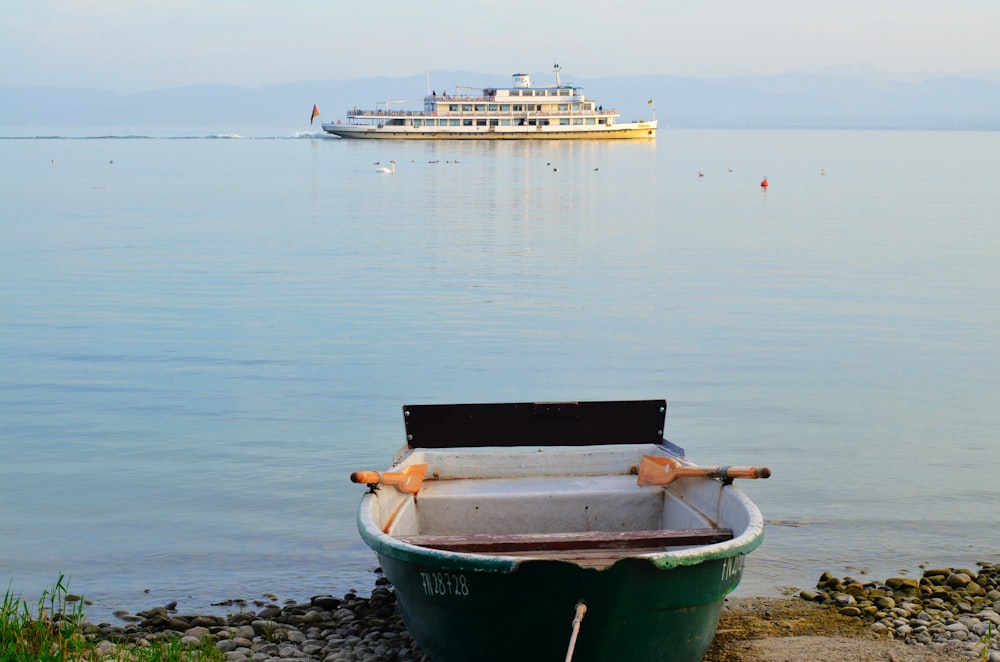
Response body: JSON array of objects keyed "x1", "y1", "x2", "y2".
[{"x1": 401, "y1": 399, "x2": 667, "y2": 449}]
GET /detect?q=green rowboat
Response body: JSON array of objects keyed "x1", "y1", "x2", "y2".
[{"x1": 350, "y1": 400, "x2": 768, "y2": 662}]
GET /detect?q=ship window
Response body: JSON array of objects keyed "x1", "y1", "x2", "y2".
[
  {"x1": 463, "y1": 119, "x2": 473, "y2": 126},
  {"x1": 413, "y1": 120, "x2": 422, "y2": 127},
  {"x1": 499, "y1": 105, "x2": 510, "y2": 111},
  {"x1": 573, "y1": 118, "x2": 583, "y2": 125},
  {"x1": 513, "y1": 105, "x2": 523, "y2": 112},
  {"x1": 559, "y1": 89, "x2": 571, "y2": 96},
  {"x1": 509, "y1": 90, "x2": 520, "y2": 96},
  {"x1": 501, "y1": 119, "x2": 511, "y2": 126},
  {"x1": 449, "y1": 119, "x2": 460, "y2": 126},
  {"x1": 477, "y1": 119, "x2": 486, "y2": 126},
  {"x1": 488, "y1": 105, "x2": 498, "y2": 112},
  {"x1": 585, "y1": 118, "x2": 596, "y2": 125},
  {"x1": 462, "y1": 104, "x2": 472, "y2": 112},
  {"x1": 449, "y1": 104, "x2": 459, "y2": 112},
  {"x1": 474, "y1": 104, "x2": 485, "y2": 112},
  {"x1": 559, "y1": 118, "x2": 569, "y2": 125},
  {"x1": 558, "y1": 104, "x2": 568, "y2": 111},
  {"x1": 489, "y1": 119, "x2": 499, "y2": 126}
]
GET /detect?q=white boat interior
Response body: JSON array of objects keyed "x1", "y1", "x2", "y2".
[{"x1": 362, "y1": 444, "x2": 761, "y2": 569}]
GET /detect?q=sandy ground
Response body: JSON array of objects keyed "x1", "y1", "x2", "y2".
[{"x1": 703, "y1": 597, "x2": 958, "y2": 662}]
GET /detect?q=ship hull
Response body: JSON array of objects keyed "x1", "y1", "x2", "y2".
[{"x1": 322, "y1": 122, "x2": 656, "y2": 140}]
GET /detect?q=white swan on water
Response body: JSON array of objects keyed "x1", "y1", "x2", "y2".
[{"x1": 376, "y1": 160, "x2": 396, "y2": 174}]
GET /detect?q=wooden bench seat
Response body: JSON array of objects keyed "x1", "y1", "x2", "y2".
[{"x1": 397, "y1": 527, "x2": 733, "y2": 554}]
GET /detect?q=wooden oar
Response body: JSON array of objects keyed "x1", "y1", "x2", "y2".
[
  {"x1": 350, "y1": 464, "x2": 427, "y2": 494},
  {"x1": 637, "y1": 456, "x2": 770, "y2": 486}
]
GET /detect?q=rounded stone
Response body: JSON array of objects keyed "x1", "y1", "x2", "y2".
[
  {"x1": 184, "y1": 626, "x2": 211, "y2": 640},
  {"x1": 874, "y1": 596, "x2": 895, "y2": 610},
  {"x1": 834, "y1": 594, "x2": 856, "y2": 608},
  {"x1": 886, "y1": 577, "x2": 920, "y2": 593},
  {"x1": 303, "y1": 610, "x2": 326, "y2": 623},
  {"x1": 216, "y1": 639, "x2": 238, "y2": 653},
  {"x1": 94, "y1": 640, "x2": 117, "y2": 657},
  {"x1": 333, "y1": 608, "x2": 356, "y2": 623},
  {"x1": 947, "y1": 573, "x2": 973, "y2": 588},
  {"x1": 258, "y1": 605, "x2": 283, "y2": 619}
]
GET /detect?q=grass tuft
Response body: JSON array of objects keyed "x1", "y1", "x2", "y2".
[{"x1": 1, "y1": 575, "x2": 223, "y2": 661}]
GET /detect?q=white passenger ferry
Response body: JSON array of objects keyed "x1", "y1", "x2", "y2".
[{"x1": 322, "y1": 64, "x2": 656, "y2": 140}]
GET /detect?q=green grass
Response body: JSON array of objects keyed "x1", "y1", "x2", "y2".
[
  {"x1": 1, "y1": 576, "x2": 224, "y2": 662},
  {"x1": 979, "y1": 621, "x2": 995, "y2": 661}
]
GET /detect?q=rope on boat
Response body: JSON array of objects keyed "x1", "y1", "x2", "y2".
[{"x1": 564, "y1": 601, "x2": 588, "y2": 662}]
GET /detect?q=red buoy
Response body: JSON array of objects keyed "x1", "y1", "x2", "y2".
[{"x1": 760, "y1": 177, "x2": 769, "y2": 188}]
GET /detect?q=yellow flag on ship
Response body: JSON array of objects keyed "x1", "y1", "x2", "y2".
[{"x1": 311, "y1": 104, "x2": 320, "y2": 125}]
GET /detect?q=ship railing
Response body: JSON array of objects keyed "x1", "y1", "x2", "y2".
[
  {"x1": 347, "y1": 108, "x2": 620, "y2": 118},
  {"x1": 348, "y1": 109, "x2": 425, "y2": 117}
]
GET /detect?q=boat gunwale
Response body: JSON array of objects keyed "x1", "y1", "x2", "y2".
[{"x1": 357, "y1": 443, "x2": 765, "y2": 574}]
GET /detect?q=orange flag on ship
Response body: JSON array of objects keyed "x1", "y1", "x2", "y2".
[{"x1": 310, "y1": 104, "x2": 320, "y2": 125}]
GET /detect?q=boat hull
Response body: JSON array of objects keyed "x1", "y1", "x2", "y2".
[
  {"x1": 356, "y1": 445, "x2": 763, "y2": 662},
  {"x1": 322, "y1": 122, "x2": 656, "y2": 140},
  {"x1": 376, "y1": 551, "x2": 741, "y2": 662},
  {"x1": 350, "y1": 403, "x2": 766, "y2": 662}
]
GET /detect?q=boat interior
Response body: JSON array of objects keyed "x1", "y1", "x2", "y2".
[
  {"x1": 388, "y1": 473, "x2": 736, "y2": 566},
  {"x1": 362, "y1": 401, "x2": 756, "y2": 567}
]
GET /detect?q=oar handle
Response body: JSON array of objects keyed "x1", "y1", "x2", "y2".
[
  {"x1": 676, "y1": 465, "x2": 771, "y2": 480},
  {"x1": 350, "y1": 464, "x2": 427, "y2": 494},
  {"x1": 351, "y1": 471, "x2": 387, "y2": 485}
]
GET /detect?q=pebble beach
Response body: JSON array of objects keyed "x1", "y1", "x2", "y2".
[
  {"x1": 796, "y1": 562, "x2": 1000, "y2": 661},
  {"x1": 48, "y1": 561, "x2": 1000, "y2": 662},
  {"x1": 68, "y1": 575, "x2": 428, "y2": 662}
]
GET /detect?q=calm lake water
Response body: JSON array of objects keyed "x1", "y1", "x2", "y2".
[{"x1": 2, "y1": 130, "x2": 999, "y2": 621}]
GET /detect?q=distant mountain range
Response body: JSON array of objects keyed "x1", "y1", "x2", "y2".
[{"x1": 3, "y1": 70, "x2": 1000, "y2": 136}]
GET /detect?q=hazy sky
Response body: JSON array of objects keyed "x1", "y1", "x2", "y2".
[{"x1": 3, "y1": 0, "x2": 999, "y2": 92}]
